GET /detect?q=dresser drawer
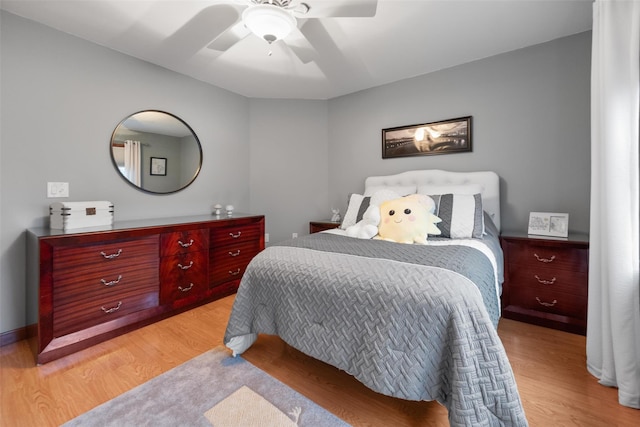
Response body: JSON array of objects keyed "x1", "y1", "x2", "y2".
[
  {"x1": 160, "y1": 252, "x2": 208, "y2": 303},
  {"x1": 210, "y1": 223, "x2": 262, "y2": 248},
  {"x1": 161, "y1": 229, "x2": 209, "y2": 257},
  {"x1": 505, "y1": 266, "x2": 588, "y2": 297},
  {"x1": 53, "y1": 236, "x2": 159, "y2": 273},
  {"x1": 54, "y1": 261, "x2": 159, "y2": 299},
  {"x1": 210, "y1": 241, "x2": 260, "y2": 287},
  {"x1": 53, "y1": 254, "x2": 159, "y2": 286},
  {"x1": 505, "y1": 241, "x2": 588, "y2": 272},
  {"x1": 53, "y1": 278, "x2": 158, "y2": 337}
]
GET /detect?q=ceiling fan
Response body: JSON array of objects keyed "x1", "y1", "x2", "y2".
[{"x1": 207, "y1": 0, "x2": 378, "y2": 63}]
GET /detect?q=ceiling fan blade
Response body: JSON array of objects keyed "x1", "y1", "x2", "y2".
[
  {"x1": 298, "y1": 19, "x2": 373, "y2": 93},
  {"x1": 207, "y1": 19, "x2": 250, "y2": 51},
  {"x1": 164, "y1": 5, "x2": 240, "y2": 58},
  {"x1": 301, "y1": 0, "x2": 378, "y2": 18},
  {"x1": 286, "y1": 26, "x2": 316, "y2": 64}
]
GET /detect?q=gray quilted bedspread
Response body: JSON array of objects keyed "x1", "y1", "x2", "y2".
[
  {"x1": 224, "y1": 234, "x2": 528, "y2": 426},
  {"x1": 275, "y1": 234, "x2": 502, "y2": 327}
]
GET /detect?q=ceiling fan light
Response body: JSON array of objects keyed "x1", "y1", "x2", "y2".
[{"x1": 242, "y1": 4, "x2": 297, "y2": 44}]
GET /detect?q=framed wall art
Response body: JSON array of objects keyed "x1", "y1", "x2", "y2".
[
  {"x1": 150, "y1": 157, "x2": 167, "y2": 176},
  {"x1": 382, "y1": 116, "x2": 472, "y2": 159},
  {"x1": 528, "y1": 212, "x2": 569, "y2": 238}
]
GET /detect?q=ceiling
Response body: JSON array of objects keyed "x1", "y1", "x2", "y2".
[{"x1": 1, "y1": 0, "x2": 594, "y2": 100}]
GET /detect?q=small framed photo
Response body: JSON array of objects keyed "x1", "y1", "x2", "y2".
[
  {"x1": 528, "y1": 212, "x2": 569, "y2": 238},
  {"x1": 150, "y1": 157, "x2": 167, "y2": 176}
]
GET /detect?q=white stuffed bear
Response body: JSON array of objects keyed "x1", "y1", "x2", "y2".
[{"x1": 345, "y1": 189, "x2": 400, "y2": 239}]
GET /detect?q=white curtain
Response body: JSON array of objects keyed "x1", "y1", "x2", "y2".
[
  {"x1": 587, "y1": 0, "x2": 640, "y2": 409},
  {"x1": 123, "y1": 140, "x2": 142, "y2": 186}
]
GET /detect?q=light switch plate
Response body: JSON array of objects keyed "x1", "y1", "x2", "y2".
[{"x1": 47, "y1": 182, "x2": 69, "y2": 198}]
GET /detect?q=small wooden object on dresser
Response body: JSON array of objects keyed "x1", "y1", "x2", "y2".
[
  {"x1": 500, "y1": 231, "x2": 589, "y2": 335},
  {"x1": 28, "y1": 214, "x2": 264, "y2": 364},
  {"x1": 309, "y1": 220, "x2": 341, "y2": 234}
]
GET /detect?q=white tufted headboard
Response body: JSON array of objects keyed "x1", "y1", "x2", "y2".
[{"x1": 364, "y1": 169, "x2": 501, "y2": 231}]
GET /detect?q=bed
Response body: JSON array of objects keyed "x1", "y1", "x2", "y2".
[{"x1": 224, "y1": 170, "x2": 528, "y2": 426}]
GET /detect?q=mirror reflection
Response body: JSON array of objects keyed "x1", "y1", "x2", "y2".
[{"x1": 110, "y1": 110, "x2": 202, "y2": 194}]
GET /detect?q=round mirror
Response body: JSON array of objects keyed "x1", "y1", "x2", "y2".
[{"x1": 110, "y1": 110, "x2": 203, "y2": 194}]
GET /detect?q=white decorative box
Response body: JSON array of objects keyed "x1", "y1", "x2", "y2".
[{"x1": 49, "y1": 201, "x2": 114, "y2": 230}]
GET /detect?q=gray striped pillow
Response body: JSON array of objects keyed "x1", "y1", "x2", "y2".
[
  {"x1": 430, "y1": 193, "x2": 484, "y2": 238},
  {"x1": 340, "y1": 194, "x2": 371, "y2": 229}
]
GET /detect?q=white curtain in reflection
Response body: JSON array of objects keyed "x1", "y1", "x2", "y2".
[
  {"x1": 123, "y1": 140, "x2": 141, "y2": 186},
  {"x1": 587, "y1": 0, "x2": 640, "y2": 409}
]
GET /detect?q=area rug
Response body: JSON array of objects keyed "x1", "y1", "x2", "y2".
[{"x1": 63, "y1": 347, "x2": 350, "y2": 427}]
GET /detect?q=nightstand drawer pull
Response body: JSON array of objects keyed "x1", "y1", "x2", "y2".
[
  {"x1": 178, "y1": 239, "x2": 194, "y2": 248},
  {"x1": 536, "y1": 297, "x2": 557, "y2": 307},
  {"x1": 100, "y1": 249, "x2": 122, "y2": 259},
  {"x1": 178, "y1": 283, "x2": 194, "y2": 292},
  {"x1": 101, "y1": 301, "x2": 122, "y2": 314},
  {"x1": 534, "y1": 253, "x2": 555, "y2": 263},
  {"x1": 101, "y1": 275, "x2": 122, "y2": 287},
  {"x1": 229, "y1": 268, "x2": 241, "y2": 276},
  {"x1": 229, "y1": 231, "x2": 242, "y2": 239},
  {"x1": 178, "y1": 261, "x2": 193, "y2": 270},
  {"x1": 228, "y1": 250, "x2": 241, "y2": 257},
  {"x1": 534, "y1": 275, "x2": 556, "y2": 285}
]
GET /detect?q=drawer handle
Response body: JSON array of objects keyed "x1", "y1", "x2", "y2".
[
  {"x1": 178, "y1": 261, "x2": 194, "y2": 270},
  {"x1": 179, "y1": 283, "x2": 194, "y2": 292},
  {"x1": 534, "y1": 253, "x2": 556, "y2": 263},
  {"x1": 534, "y1": 275, "x2": 556, "y2": 285},
  {"x1": 101, "y1": 275, "x2": 123, "y2": 287},
  {"x1": 229, "y1": 268, "x2": 241, "y2": 276},
  {"x1": 536, "y1": 297, "x2": 557, "y2": 307},
  {"x1": 100, "y1": 249, "x2": 122, "y2": 259},
  {"x1": 228, "y1": 250, "x2": 241, "y2": 257},
  {"x1": 101, "y1": 301, "x2": 122, "y2": 314},
  {"x1": 229, "y1": 231, "x2": 242, "y2": 239},
  {"x1": 178, "y1": 239, "x2": 194, "y2": 248}
]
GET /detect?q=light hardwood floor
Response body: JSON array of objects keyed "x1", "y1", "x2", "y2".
[{"x1": 1, "y1": 295, "x2": 638, "y2": 426}]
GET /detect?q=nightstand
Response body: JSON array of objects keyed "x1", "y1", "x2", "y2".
[
  {"x1": 500, "y1": 231, "x2": 589, "y2": 335},
  {"x1": 309, "y1": 220, "x2": 341, "y2": 234}
]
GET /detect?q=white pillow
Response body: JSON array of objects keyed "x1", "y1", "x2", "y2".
[
  {"x1": 417, "y1": 184, "x2": 483, "y2": 196},
  {"x1": 364, "y1": 185, "x2": 416, "y2": 197}
]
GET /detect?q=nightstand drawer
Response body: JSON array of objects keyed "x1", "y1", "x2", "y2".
[
  {"x1": 309, "y1": 221, "x2": 341, "y2": 234},
  {"x1": 508, "y1": 286, "x2": 588, "y2": 320},
  {"x1": 505, "y1": 267, "x2": 588, "y2": 296},
  {"x1": 506, "y1": 241, "x2": 588, "y2": 272}
]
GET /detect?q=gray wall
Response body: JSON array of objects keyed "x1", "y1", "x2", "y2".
[
  {"x1": 0, "y1": 9, "x2": 591, "y2": 336},
  {"x1": 328, "y1": 32, "x2": 591, "y2": 234},
  {"x1": 249, "y1": 99, "x2": 329, "y2": 244},
  {"x1": 0, "y1": 12, "x2": 252, "y2": 334}
]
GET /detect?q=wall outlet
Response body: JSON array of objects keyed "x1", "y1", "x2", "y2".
[
  {"x1": 47, "y1": 182, "x2": 69, "y2": 198},
  {"x1": 292, "y1": 233, "x2": 298, "y2": 239},
  {"x1": 265, "y1": 233, "x2": 269, "y2": 243}
]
